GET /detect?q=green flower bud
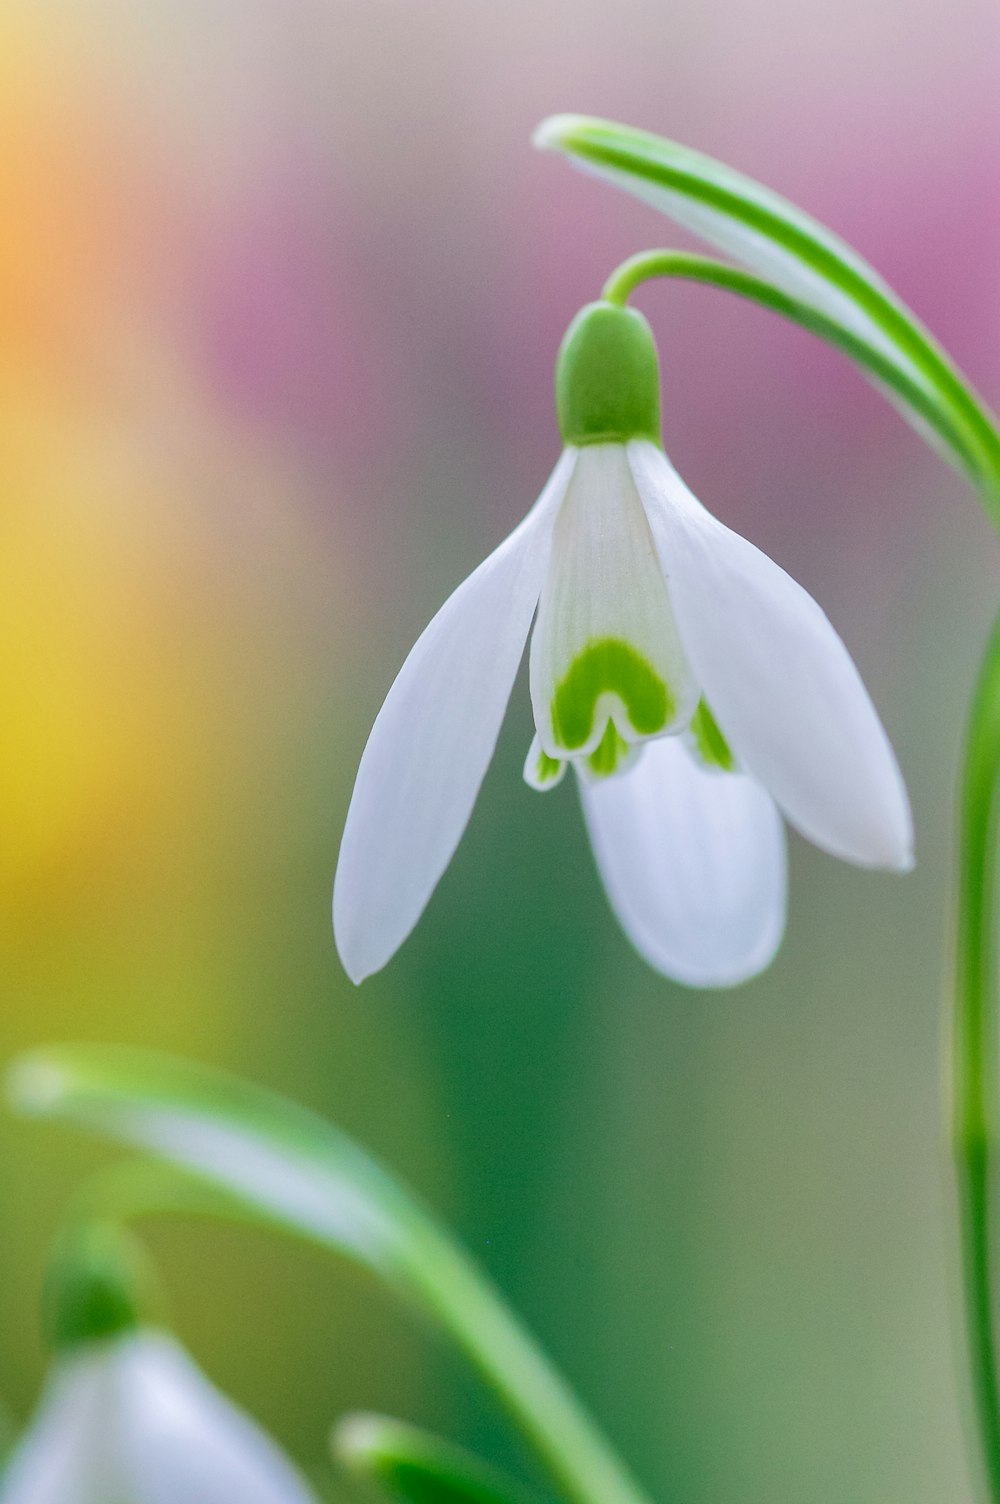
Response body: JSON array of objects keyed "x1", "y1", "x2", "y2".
[
  {"x1": 555, "y1": 301, "x2": 662, "y2": 447},
  {"x1": 45, "y1": 1221, "x2": 158, "y2": 1353}
]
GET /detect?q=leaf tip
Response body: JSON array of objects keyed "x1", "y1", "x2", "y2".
[
  {"x1": 532, "y1": 114, "x2": 585, "y2": 152},
  {"x1": 331, "y1": 1411, "x2": 394, "y2": 1472},
  {"x1": 6, "y1": 1050, "x2": 69, "y2": 1117}
]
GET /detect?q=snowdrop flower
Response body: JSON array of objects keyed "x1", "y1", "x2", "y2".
[
  {"x1": 0, "y1": 1332, "x2": 320, "y2": 1504},
  {"x1": 334, "y1": 300, "x2": 912, "y2": 987},
  {"x1": 0, "y1": 1228, "x2": 318, "y2": 1504}
]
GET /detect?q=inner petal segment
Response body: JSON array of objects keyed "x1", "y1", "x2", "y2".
[
  {"x1": 523, "y1": 723, "x2": 640, "y2": 793},
  {"x1": 689, "y1": 699, "x2": 735, "y2": 771},
  {"x1": 530, "y1": 443, "x2": 696, "y2": 759},
  {"x1": 524, "y1": 734, "x2": 567, "y2": 791},
  {"x1": 553, "y1": 638, "x2": 672, "y2": 750},
  {"x1": 583, "y1": 720, "x2": 641, "y2": 782}
]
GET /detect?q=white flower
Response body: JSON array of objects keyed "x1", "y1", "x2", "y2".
[
  {"x1": 0, "y1": 1329, "x2": 319, "y2": 1504},
  {"x1": 334, "y1": 302, "x2": 912, "y2": 987}
]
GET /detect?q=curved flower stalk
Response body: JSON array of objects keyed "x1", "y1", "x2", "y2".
[
  {"x1": 533, "y1": 114, "x2": 1000, "y2": 1504},
  {"x1": 334, "y1": 298, "x2": 912, "y2": 989},
  {"x1": 534, "y1": 115, "x2": 1000, "y2": 501},
  {"x1": 0, "y1": 1223, "x2": 318, "y2": 1504}
]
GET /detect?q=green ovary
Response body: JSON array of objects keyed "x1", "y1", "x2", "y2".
[
  {"x1": 551, "y1": 637, "x2": 672, "y2": 751},
  {"x1": 691, "y1": 699, "x2": 735, "y2": 771}
]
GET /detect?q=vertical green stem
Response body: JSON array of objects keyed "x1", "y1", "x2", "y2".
[
  {"x1": 955, "y1": 607, "x2": 1000, "y2": 1503},
  {"x1": 401, "y1": 1222, "x2": 654, "y2": 1504}
]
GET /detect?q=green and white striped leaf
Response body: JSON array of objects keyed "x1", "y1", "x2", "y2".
[{"x1": 535, "y1": 114, "x2": 1000, "y2": 504}]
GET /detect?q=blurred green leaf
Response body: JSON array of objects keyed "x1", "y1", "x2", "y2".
[
  {"x1": 334, "y1": 1413, "x2": 547, "y2": 1504},
  {"x1": 6, "y1": 1046, "x2": 651, "y2": 1504},
  {"x1": 535, "y1": 114, "x2": 1000, "y2": 504},
  {"x1": 8, "y1": 1045, "x2": 421, "y2": 1272}
]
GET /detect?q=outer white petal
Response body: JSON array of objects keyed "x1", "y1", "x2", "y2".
[
  {"x1": 578, "y1": 736, "x2": 786, "y2": 987},
  {"x1": 0, "y1": 1346, "x2": 114, "y2": 1503},
  {"x1": 116, "y1": 1332, "x2": 317, "y2": 1504},
  {"x1": 529, "y1": 443, "x2": 696, "y2": 759},
  {"x1": 628, "y1": 441, "x2": 913, "y2": 870},
  {"x1": 333, "y1": 452, "x2": 574, "y2": 982},
  {"x1": 0, "y1": 1333, "x2": 317, "y2": 1504}
]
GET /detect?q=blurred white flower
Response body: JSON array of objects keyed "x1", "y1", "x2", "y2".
[
  {"x1": 334, "y1": 303, "x2": 912, "y2": 987},
  {"x1": 0, "y1": 1329, "x2": 319, "y2": 1504}
]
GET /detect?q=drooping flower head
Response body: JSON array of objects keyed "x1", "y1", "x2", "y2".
[
  {"x1": 0, "y1": 1223, "x2": 319, "y2": 1504},
  {"x1": 334, "y1": 296, "x2": 912, "y2": 987}
]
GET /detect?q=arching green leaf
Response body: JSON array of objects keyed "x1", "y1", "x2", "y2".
[{"x1": 535, "y1": 115, "x2": 1000, "y2": 504}]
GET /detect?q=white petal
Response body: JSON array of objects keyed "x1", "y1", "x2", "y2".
[
  {"x1": 529, "y1": 444, "x2": 696, "y2": 760},
  {"x1": 116, "y1": 1333, "x2": 317, "y2": 1504},
  {"x1": 629, "y1": 441, "x2": 913, "y2": 870},
  {"x1": 333, "y1": 452, "x2": 574, "y2": 982},
  {"x1": 579, "y1": 736, "x2": 786, "y2": 987},
  {"x1": 0, "y1": 1335, "x2": 317, "y2": 1504},
  {"x1": 0, "y1": 1347, "x2": 114, "y2": 1504}
]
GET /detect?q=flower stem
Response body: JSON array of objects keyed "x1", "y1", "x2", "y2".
[
  {"x1": 405, "y1": 1222, "x2": 653, "y2": 1504},
  {"x1": 954, "y1": 605, "x2": 1000, "y2": 1503}
]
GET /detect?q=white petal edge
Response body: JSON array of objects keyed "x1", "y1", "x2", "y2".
[
  {"x1": 628, "y1": 441, "x2": 913, "y2": 870},
  {"x1": 0, "y1": 1345, "x2": 111, "y2": 1504},
  {"x1": 578, "y1": 735, "x2": 787, "y2": 987},
  {"x1": 117, "y1": 1332, "x2": 318, "y2": 1503},
  {"x1": 333, "y1": 451, "x2": 576, "y2": 982}
]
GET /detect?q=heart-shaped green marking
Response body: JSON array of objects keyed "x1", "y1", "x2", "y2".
[{"x1": 552, "y1": 637, "x2": 672, "y2": 751}]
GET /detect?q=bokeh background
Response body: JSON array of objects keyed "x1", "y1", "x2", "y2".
[{"x1": 2, "y1": 0, "x2": 1000, "y2": 1499}]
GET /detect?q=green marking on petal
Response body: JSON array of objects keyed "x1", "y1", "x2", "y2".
[
  {"x1": 587, "y1": 721, "x2": 632, "y2": 778},
  {"x1": 552, "y1": 636, "x2": 672, "y2": 750},
  {"x1": 691, "y1": 699, "x2": 735, "y2": 771},
  {"x1": 524, "y1": 738, "x2": 566, "y2": 791},
  {"x1": 535, "y1": 749, "x2": 564, "y2": 785}
]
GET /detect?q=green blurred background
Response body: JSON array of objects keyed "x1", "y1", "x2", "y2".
[{"x1": 2, "y1": 1, "x2": 999, "y2": 1499}]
